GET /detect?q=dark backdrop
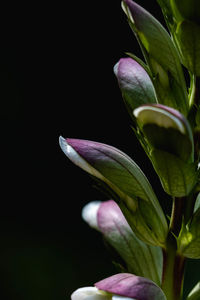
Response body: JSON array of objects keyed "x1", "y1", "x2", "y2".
[{"x1": 1, "y1": 1, "x2": 199, "y2": 299}]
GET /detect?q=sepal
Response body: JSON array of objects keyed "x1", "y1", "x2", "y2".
[
  {"x1": 95, "y1": 273, "x2": 167, "y2": 300},
  {"x1": 71, "y1": 274, "x2": 167, "y2": 300}
]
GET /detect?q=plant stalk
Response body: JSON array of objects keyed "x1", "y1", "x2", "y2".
[{"x1": 161, "y1": 198, "x2": 186, "y2": 300}]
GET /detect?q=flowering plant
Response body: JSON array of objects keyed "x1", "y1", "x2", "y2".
[{"x1": 60, "y1": 0, "x2": 200, "y2": 299}]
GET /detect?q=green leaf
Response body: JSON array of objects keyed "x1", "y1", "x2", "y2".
[
  {"x1": 178, "y1": 207, "x2": 200, "y2": 258},
  {"x1": 151, "y1": 149, "x2": 197, "y2": 197},
  {"x1": 122, "y1": 0, "x2": 188, "y2": 115},
  {"x1": 156, "y1": 0, "x2": 175, "y2": 38},
  {"x1": 176, "y1": 20, "x2": 200, "y2": 76},
  {"x1": 171, "y1": 0, "x2": 200, "y2": 24},
  {"x1": 186, "y1": 282, "x2": 200, "y2": 300}
]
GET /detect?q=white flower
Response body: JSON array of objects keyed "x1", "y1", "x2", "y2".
[{"x1": 71, "y1": 286, "x2": 133, "y2": 300}]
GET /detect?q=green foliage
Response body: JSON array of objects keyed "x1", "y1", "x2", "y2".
[
  {"x1": 178, "y1": 207, "x2": 200, "y2": 258},
  {"x1": 151, "y1": 149, "x2": 197, "y2": 197},
  {"x1": 171, "y1": 0, "x2": 200, "y2": 23},
  {"x1": 176, "y1": 21, "x2": 200, "y2": 76}
]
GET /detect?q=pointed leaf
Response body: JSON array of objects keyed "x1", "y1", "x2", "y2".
[
  {"x1": 151, "y1": 149, "x2": 197, "y2": 197},
  {"x1": 122, "y1": 0, "x2": 188, "y2": 115}
]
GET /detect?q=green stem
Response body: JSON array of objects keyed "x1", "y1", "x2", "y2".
[
  {"x1": 161, "y1": 198, "x2": 186, "y2": 300},
  {"x1": 162, "y1": 236, "x2": 177, "y2": 300}
]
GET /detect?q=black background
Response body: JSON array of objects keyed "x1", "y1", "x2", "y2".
[{"x1": 1, "y1": 1, "x2": 199, "y2": 299}]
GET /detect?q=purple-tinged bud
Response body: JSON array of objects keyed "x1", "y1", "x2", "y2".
[
  {"x1": 114, "y1": 57, "x2": 156, "y2": 113},
  {"x1": 59, "y1": 137, "x2": 168, "y2": 246},
  {"x1": 95, "y1": 273, "x2": 166, "y2": 300},
  {"x1": 71, "y1": 273, "x2": 167, "y2": 299},
  {"x1": 82, "y1": 200, "x2": 163, "y2": 284}
]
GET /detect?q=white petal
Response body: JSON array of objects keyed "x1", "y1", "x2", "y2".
[
  {"x1": 59, "y1": 136, "x2": 104, "y2": 180},
  {"x1": 71, "y1": 287, "x2": 109, "y2": 300},
  {"x1": 82, "y1": 201, "x2": 102, "y2": 230},
  {"x1": 133, "y1": 106, "x2": 185, "y2": 133},
  {"x1": 113, "y1": 296, "x2": 134, "y2": 300},
  {"x1": 59, "y1": 136, "x2": 93, "y2": 174},
  {"x1": 113, "y1": 62, "x2": 119, "y2": 76}
]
